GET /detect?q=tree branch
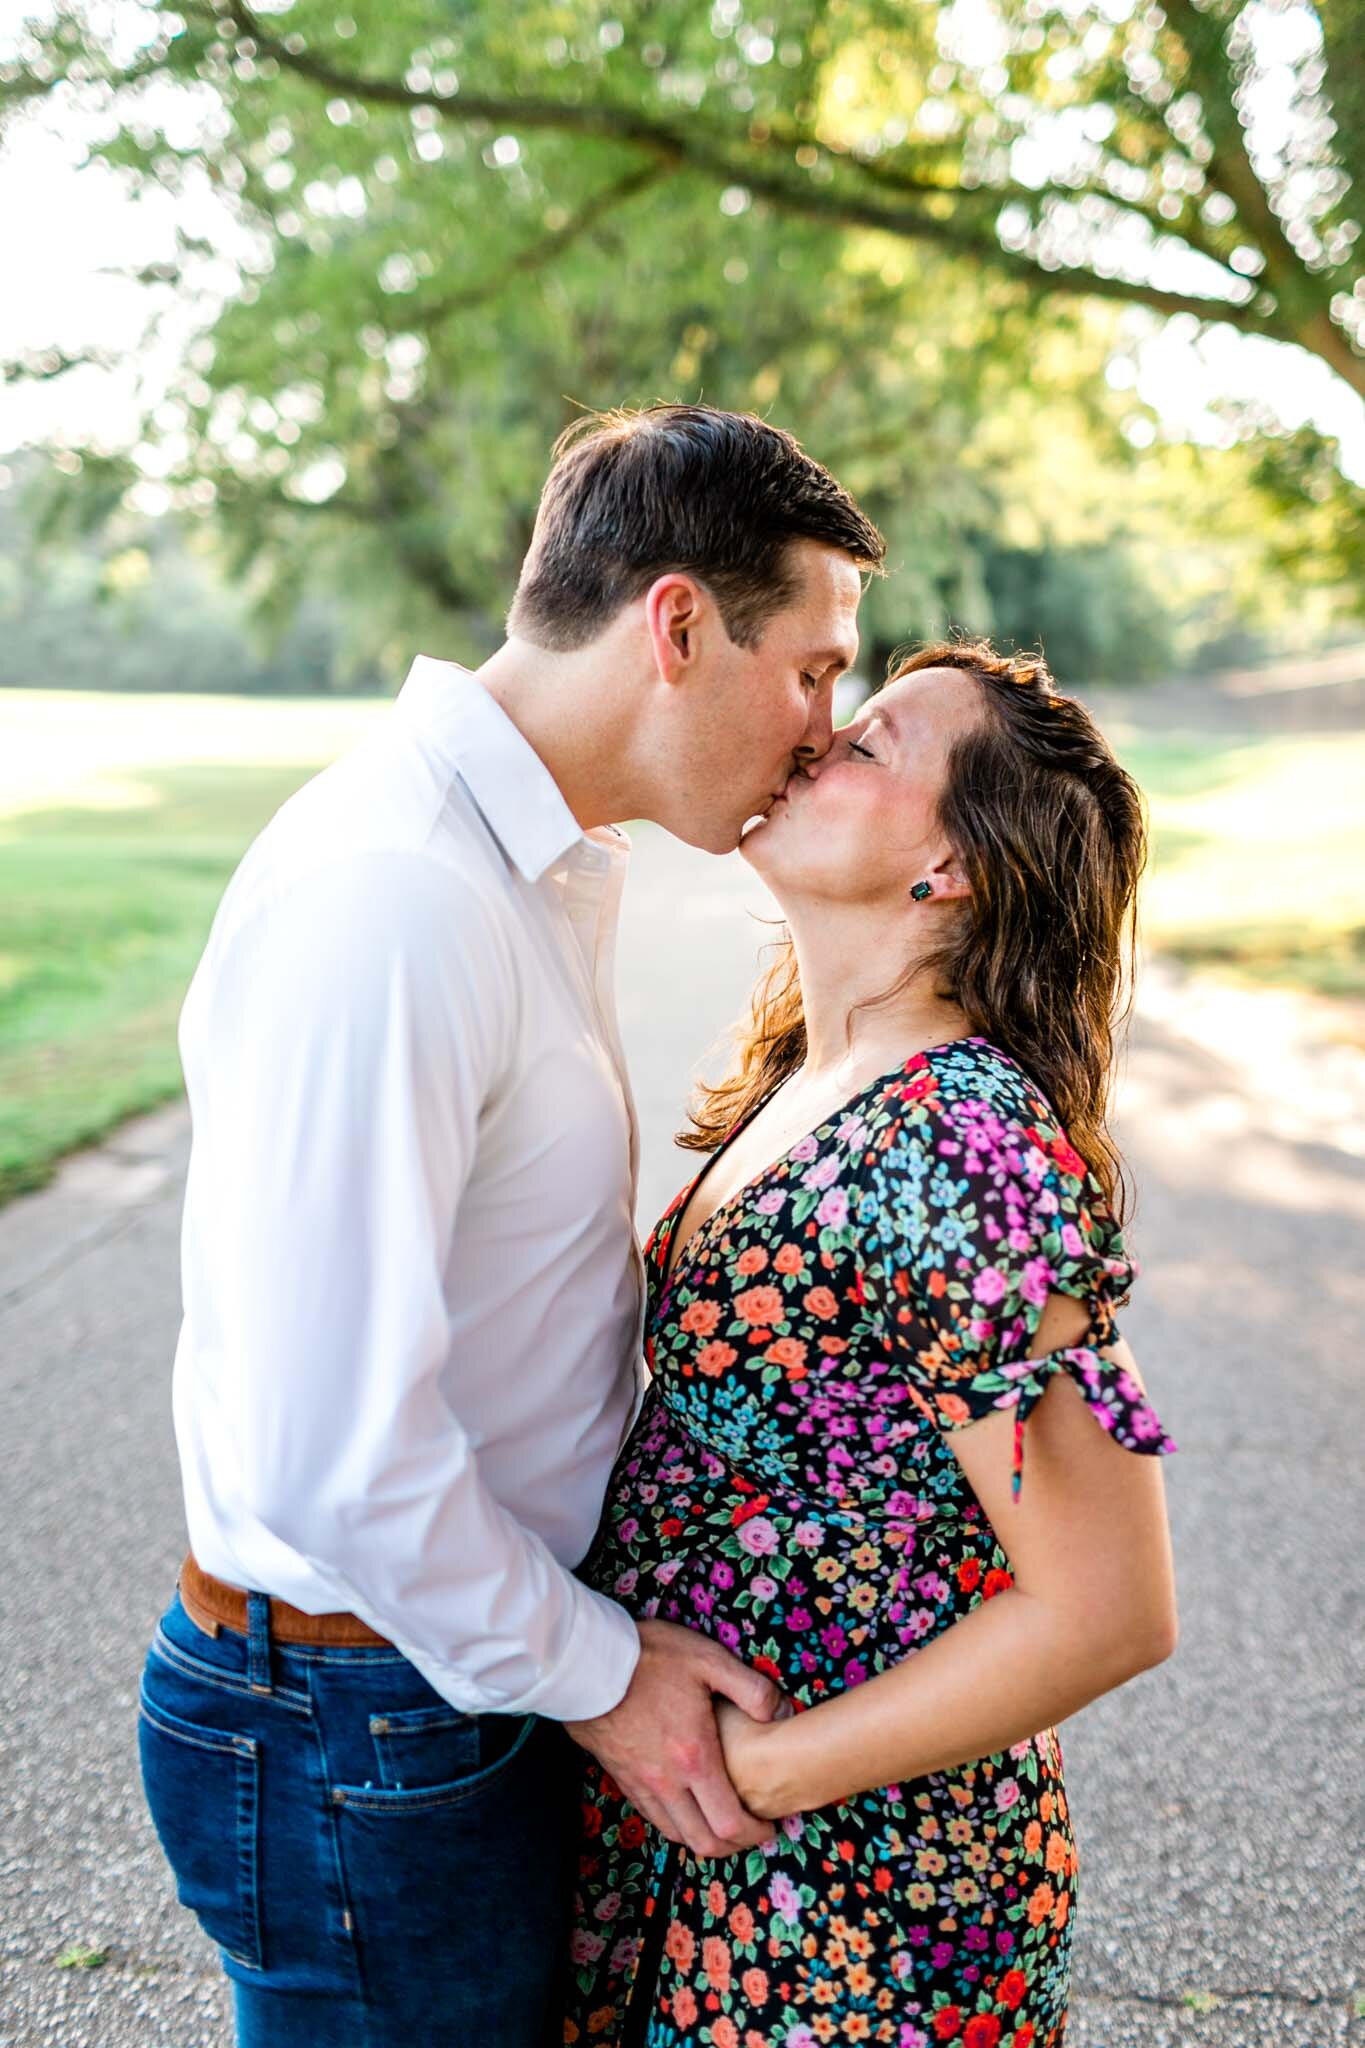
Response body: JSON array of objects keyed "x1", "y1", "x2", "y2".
[
  {"x1": 207, "y1": 2, "x2": 1290, "y2": 343},
  {"x1": 409, "y1": 159, "x2": 668, "y2": 330},
  {"x1": 1156, "y1": 0, "x2": 1308, "y2": 294}
]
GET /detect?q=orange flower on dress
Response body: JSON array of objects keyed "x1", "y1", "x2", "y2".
[
  {"x1": 707, "y1": 1879, "x2": 727, "y2": 1917},
  {"x1": 728, "y1": 1902, "x2": 755, "y2": 1943},
  {"x1": 665, "y1": 1920, "x2": 695, "y2": 1971},
  {"x1": 736, "y1": 1246, "x2": 769, "y2": 1276},
  {"x1": 710, "y1": 2021, "x2": 740, "y2": 2048},
  {"x1": 804, "y1": 1285, "x2": 838, "y2": 1319},
  {"x1": 1045, "y1": 1830, "x2": 1068, "y2": 1874},
  {"x1": 1023, "y1": 1820, "x2": 1043, "y2": 1857},
  {"x1": 765, "y1": 1337, "x2": 807, "y2": 1368},
  {"x1": 670, "y1": 1985, "x2": 697, "y2": 2027},
  {"x1": 1026, "y1": 1882, "x2": 1056, "y2": 1927},
  {"x1": 680, "y1": 1299, "x2": 722, "y2": 1337},
  {"x1": 702, "y1": 1935, "x2": 732, "y2": 1992},
  {"x1": 697, "y1": 1341, "x2": 738, "y2": 1377},
  {"x1": 775, "y1": 1243, "x2": 804, "y2": 1274},
  {"x1": 735, "y1": 1285, "x2": 784, "y2": 1325},
  {"x1": 741, "y1": 1966, "x2": 769, "y2": 2004}
]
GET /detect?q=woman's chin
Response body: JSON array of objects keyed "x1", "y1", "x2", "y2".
[{"x1": 738, "y1": 811, "x2": 781, "y2": 870}]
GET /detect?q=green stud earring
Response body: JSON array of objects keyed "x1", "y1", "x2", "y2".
[{"x1": 910, "y1": 880, "x2": 932, "y2": 901}]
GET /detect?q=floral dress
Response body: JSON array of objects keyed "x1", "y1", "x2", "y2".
[{"x1": 561, "y1": 1037, "x2": 1175, "y2": 2048}]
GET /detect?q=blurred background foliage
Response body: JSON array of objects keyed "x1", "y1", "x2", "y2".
[
  {"x1": 2, "y1": 0, "x2": 1364, "y2": 1199},
  {"x1": 1, "y1": 0, "x2": 1361, "y2": 686}
]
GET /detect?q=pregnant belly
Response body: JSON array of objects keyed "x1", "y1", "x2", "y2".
[{"x1": 579, "y1": 1383, "x2": 1012, "y2": 1705}]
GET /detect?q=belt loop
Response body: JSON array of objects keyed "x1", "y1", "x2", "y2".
[{"x1": 246, "y1": 1591, "x2": 273, "y2": 1694}]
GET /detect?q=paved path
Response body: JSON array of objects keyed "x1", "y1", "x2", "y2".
[{"x1": 2, "y1": 829, "x2": 1362, "y2": 2046}]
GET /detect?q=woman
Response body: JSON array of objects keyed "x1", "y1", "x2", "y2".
[{"x1": 561, "y1": 640, "x2": 1178, "y2": 2048}]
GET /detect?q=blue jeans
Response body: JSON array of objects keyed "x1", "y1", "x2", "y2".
[{"x1": 138, "y1": 1590, "x2": 580, "y2": 2046}]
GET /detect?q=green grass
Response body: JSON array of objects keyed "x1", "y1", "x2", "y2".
[
  {"x1": 0, "y1": 689, "x2": 1362, "y2": 1207},
  {"x1": 0, "y1": 689, "x2": 388, "y2": 1205},
  {"x1": 1116, "y1": 728, "x2": 1365, "y2": 1001},
  {"x1": 0, "y1": 763, "x2": 335, "y2": 1203}
]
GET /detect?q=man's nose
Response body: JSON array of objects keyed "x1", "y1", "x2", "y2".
[{"x1": 794, "y1": 690, "x2": 835, "y2": 764}]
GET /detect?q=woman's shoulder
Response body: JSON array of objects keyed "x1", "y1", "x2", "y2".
[
  {"x1": 860, "y1": 1035, "x2": 1131, "y2": 1292},
  {"x1": 876, "y1": 1035, "x2": 1064, "y2": 1137},
  {"x1": 864, "y1": 1035, "x2": 1097, "y2": 1203}
]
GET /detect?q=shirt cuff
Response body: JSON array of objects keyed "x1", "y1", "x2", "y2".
[
  {"x1": 507, "y1": 1579, "x2": 642, "y2": 1721},
  {"x1": 394, "y1": 1577, "x2": 642, "y2": 1724}
]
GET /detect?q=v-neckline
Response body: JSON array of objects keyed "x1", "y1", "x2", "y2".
[{"x1": 656, "y1": 1035, "x2": 986, "y2": 1293}]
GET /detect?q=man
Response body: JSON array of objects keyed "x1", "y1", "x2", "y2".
[{"x1": 138, "y1": 404, "x2": 885, "y2": 2044}]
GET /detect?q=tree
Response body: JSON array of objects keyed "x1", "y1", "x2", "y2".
[
  {"x1": 6, "y1": 0, "x2": 1359, "y2": 390},
  {"x1": 1, "y1": 0, "x2": 1359, "y2": 649}
]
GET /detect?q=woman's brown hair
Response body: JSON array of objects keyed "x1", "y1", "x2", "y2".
[{"x1": 680, "y1": 638, "x2": 1148, "y2": 1219}]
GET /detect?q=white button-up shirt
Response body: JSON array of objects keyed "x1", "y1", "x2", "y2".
[{"x1": 172, "y1": 657, "x2": 645, "y2": 1720}]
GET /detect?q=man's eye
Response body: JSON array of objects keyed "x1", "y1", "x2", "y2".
[{"x1": 849, "y1": 738, "x2": 876, "y2": 760}]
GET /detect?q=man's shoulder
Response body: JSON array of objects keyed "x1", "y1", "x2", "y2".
[{"x1": 208, "y1": 745, "x2": 518, "y2": 965}]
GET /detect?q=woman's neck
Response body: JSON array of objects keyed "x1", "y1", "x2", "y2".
[{"x1": 786, "y1": 902, "x2": 970, "y2": 1082}]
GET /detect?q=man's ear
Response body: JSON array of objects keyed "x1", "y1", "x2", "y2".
[{"x1": 643, "y1": 574, "x2": 704, "y2": 684}]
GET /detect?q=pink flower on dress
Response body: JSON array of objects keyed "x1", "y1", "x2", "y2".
[
  {"x1": 1020, "y1": 1257, "x2": 1053, "y2": 1307},
  {"x1": 973, "y1": 1265, "x2": 1008, "y2": 1304},
  {"x1": 737, "y1": 1516, "x2": 779, "y2": 1556}
]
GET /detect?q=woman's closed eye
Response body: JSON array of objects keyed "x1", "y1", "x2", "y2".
[{"x1": 848, "y1": 736, "x2": 877, "y2": 760}]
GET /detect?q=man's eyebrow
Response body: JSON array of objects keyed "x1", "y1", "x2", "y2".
[{"x1": 810, "y1": 646, "x2": 857, "y2": 672}]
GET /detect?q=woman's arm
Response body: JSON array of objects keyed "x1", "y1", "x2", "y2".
[{"x1": 719, "y1": 1292, "x2": 1178, "y2": 1819}]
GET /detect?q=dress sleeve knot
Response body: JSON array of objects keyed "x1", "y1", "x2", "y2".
[{"x1": 983, "y1": 1280, "x2": 1178, "y2": 1497}]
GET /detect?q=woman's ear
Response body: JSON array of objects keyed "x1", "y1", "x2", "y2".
[{"x1": 929, "y1": 851, "x2": 971, "y2": 902}]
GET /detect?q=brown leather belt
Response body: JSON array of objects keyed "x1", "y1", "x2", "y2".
[{"x1": 179, "y1": 1553, "x2": 393, "y2": 1648}]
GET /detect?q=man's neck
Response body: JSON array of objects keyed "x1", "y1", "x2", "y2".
[{"x1": 474, "y1": 637, "x2": 643, "y2": 833}]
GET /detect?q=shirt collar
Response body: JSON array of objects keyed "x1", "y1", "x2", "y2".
[{"x1": 395, "y1": 655, "x2": 587, "y2": 884}]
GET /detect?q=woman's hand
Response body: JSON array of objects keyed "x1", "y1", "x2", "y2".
[{"x1": 713, "y1": 1694, "x2": 798, "y2": 1824}]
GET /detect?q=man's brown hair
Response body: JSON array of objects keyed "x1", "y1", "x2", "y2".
[{"x1": 507, "y1": 404, "x2": 885, "y2": 652}]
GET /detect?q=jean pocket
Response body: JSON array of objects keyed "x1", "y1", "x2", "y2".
[
  {"x1": 138, "y1": 1691, "x2": 263, "y2": 1971},
  {"x1": 337, "y1": 1710, "x2": 538, "y2": 1814},
  {"x1": 368, "y1": 1704, "x2": 481, "y2": 1791}
]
